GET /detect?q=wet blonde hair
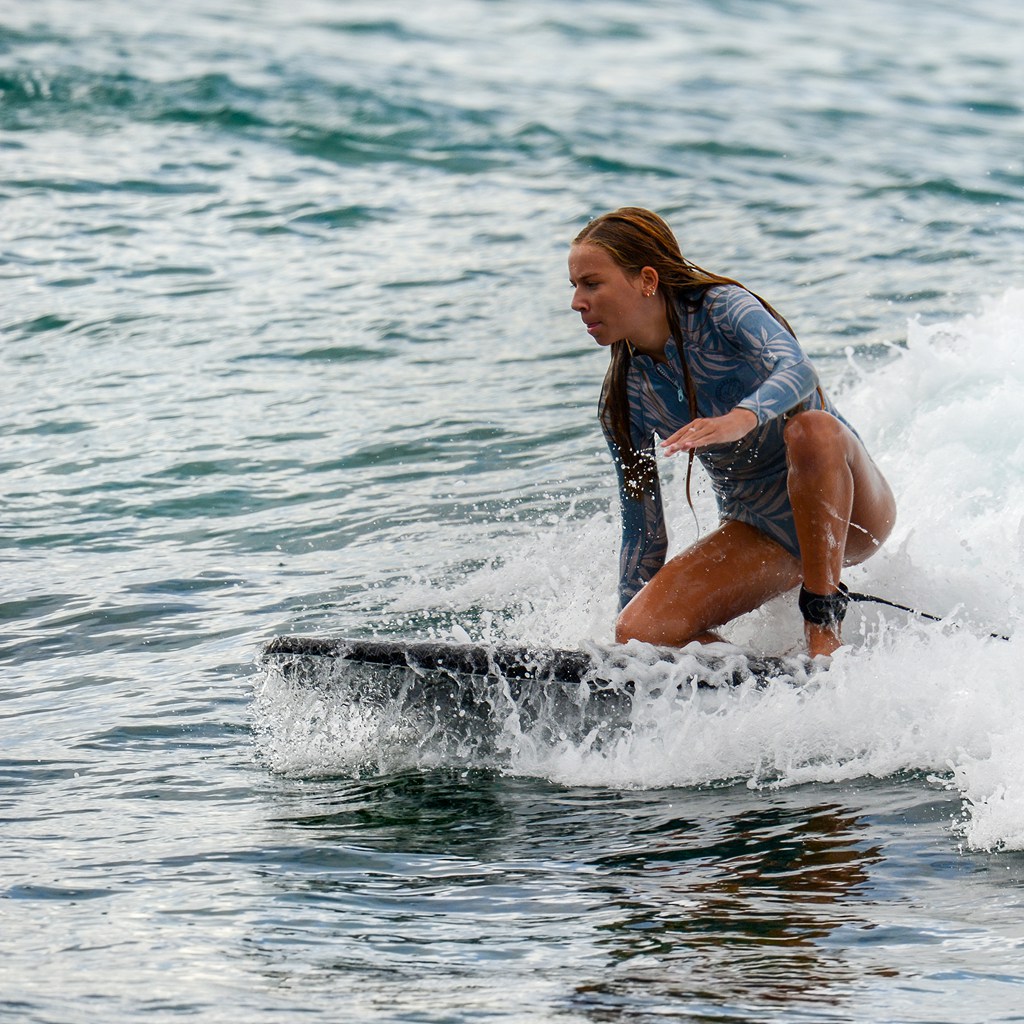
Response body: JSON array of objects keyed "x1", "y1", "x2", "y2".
[{"x1": 574, "y1": 207, "x2": 792, "y2": 498}]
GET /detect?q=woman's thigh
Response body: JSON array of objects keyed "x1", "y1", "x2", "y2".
[
  {"x1": 616, "y1": 520, "x2": 802, "y2": 646},
  {"x1": 784, "y1": 410, "x2": 897, "y2": 567},
  {"x1": 845, "y1": 437, "x2": 897, "y2": 565}
]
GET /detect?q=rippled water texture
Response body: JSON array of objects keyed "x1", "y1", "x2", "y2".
[{"x1": 3, "y1": 1, "x2": 1024, "y2": 1021}]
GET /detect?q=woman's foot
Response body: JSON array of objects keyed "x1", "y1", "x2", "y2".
[
  {"x1": 805, "y1": 621, "x2": 843, "y2": 658},
  {"x1": 799, "y1": 584, "x2": 849, "y2": 658}
]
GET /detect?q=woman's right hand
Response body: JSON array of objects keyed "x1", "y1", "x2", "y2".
[{"x1": 661, "y1": 408, "x2": 757, "y2": 455}]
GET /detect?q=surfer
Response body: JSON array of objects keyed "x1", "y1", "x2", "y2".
[{"x1": 570, "y1": 207, "x2": 896, "y2": 658}]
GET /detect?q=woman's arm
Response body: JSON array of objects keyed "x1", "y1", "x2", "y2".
[
  {"x1": 605, "y1": 432, "x2": 668, "y2": 610},
  {"x1": 709, "y1": 286, "x2": 819, "y2": 422},
  {"x1": 662, "y1": 286, "x2": 820, "y2": 455}
]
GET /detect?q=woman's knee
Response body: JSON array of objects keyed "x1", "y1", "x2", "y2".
[
  {"x1": 615, "y1": 598, "x2": 656, "y2": 644},
  {"x1": 614, "y1": 591, "x2": 698, "y2": 646},
  {"x1": 784, "y1": 410, "x2": 849, "y2": 470},
  {"x1": 784, "y1": 409, "x2": 845, "y2": 447},
  {"x1": 613, "y1": 610, "x2": 636, "y2": 645}
]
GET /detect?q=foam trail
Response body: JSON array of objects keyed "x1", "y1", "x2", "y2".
[
  {"x1": 465, "y1": 293, "x2": 1024, "y2": 846},
  {"x1": 272, "y1": 291, "x2": 1024, "y2": 849}
]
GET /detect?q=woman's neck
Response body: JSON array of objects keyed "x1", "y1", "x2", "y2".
[
  {"x1": 628, "y1": 332, "x2": 670, "y2": 364},
  {"x1": 629, "y1": 296, "x2": 671, "y2": 362}
]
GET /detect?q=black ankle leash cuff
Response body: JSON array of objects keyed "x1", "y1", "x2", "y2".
[
  {"x1": 796, "y1": 583, "x2": 1011, "y2": 641},
  {"x1": 799, "y1": 582, "x2": 850, "y2": 627}
]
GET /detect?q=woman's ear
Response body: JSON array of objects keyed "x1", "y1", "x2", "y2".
[{"x1": 639, "y1": 266, "x2": 660, "y2": 297}]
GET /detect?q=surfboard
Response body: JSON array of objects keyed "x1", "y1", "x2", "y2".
[
  {"x1": 258, "y1": 636, "x2": 814, "y2": 762},
  {"x1": 260, "y1": 634, "x2": 807, "y2": 690}
]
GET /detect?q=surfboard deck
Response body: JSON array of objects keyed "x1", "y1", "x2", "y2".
[
  {"x1": 260, "y1": 635, "x2": 808, "y2": 690},
  {"x1": 257, "y1": 636, "x2": 815, "y2": 762}
]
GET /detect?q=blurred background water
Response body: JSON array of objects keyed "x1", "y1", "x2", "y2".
[{"x1": 3, "y1": 1, "x2": 1024, "y2": 1021}]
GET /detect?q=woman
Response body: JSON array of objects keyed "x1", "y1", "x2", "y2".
[{"x1": 569, "y1": 207, "x2": 896, "y2": 658}]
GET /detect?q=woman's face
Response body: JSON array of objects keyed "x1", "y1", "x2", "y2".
[{"x1": 568, "y1": 243, "x2": 657, "y2": 349}]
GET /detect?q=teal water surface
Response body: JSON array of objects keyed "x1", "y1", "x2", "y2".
[{"x1": 3, "y1": 1, "x2": 1024, "y2": 1021}]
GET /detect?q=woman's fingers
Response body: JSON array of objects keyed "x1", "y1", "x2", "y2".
[
  {"x1": 661, "y1": 409, "x2": 757, "y2": 454},
  {"x1": 662, "y1": 420, "x2": 708, "y2": 453}
]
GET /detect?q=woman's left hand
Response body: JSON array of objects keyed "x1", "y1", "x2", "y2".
[{"x1": 661, "y1": 408, "x2": 758, "y2": 455}]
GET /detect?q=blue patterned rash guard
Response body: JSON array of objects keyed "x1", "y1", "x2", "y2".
[{"x1": 603, "y1": 284, "x2": 853, "y2": 610}]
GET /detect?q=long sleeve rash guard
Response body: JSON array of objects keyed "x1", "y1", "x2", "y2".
[{"x1": 602, "y1": 284, "x2": 848, "y2": 609}]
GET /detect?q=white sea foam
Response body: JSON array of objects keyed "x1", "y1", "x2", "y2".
[
  {"x1": 426, "y1": 290, "x2": 1024, "y2": 850},
  {"x1": 260, "y1": 291, "x2": 1024, "y2": 850}
]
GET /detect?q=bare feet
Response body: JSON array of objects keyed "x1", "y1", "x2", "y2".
[{"x1": 805, "y1": 621, "x2": 843, "y2": 658}]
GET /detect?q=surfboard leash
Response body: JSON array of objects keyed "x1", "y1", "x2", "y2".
[{"x1": 843, "y1": 586, "x2": 1011, "y2": 642}]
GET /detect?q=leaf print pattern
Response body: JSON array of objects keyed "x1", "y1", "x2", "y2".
[{"x1": 603, "y1": 285, "x2": 852, "y2": 609}]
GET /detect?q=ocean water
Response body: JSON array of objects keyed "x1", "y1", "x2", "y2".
[{"x1": 3, "y1": 0, "x2": 1024, "y2": 1021}]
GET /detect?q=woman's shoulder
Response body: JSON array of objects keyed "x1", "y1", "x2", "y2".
[
  {"x1": 699, "y1": 285, "x2": 781, "y2": 334},
  {"x1": 676, "y1": 283, "x2": 749, "y2": 313},
  {"x1": 703, "y1": 283, "x2": 757, "y2": 308}
]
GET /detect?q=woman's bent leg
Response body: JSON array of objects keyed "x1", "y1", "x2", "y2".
[
  {"x1": 785, "y1": 411, "x2": 897, "y2": 656},
  {"x1": 615, "y1": 521, "x2": 802, "y2": 647}
]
